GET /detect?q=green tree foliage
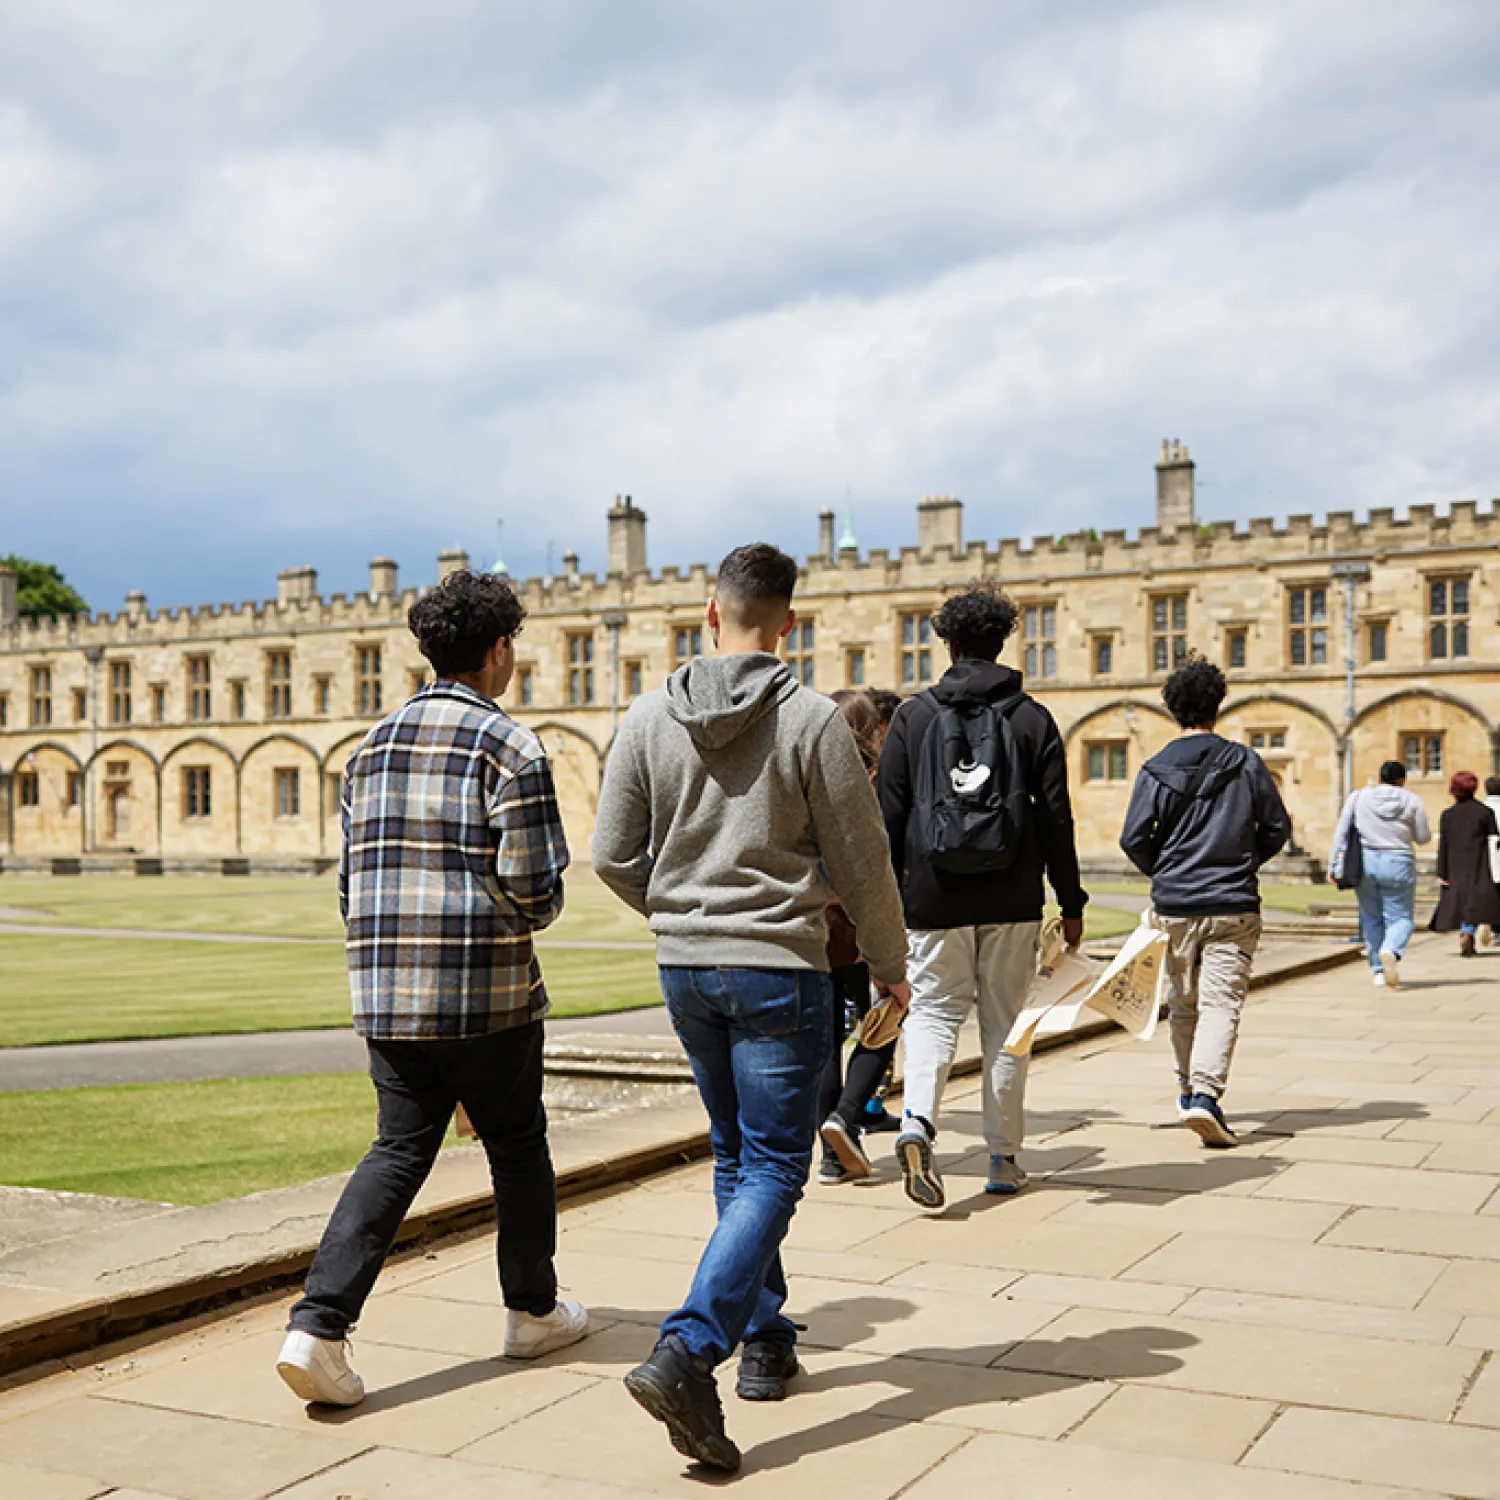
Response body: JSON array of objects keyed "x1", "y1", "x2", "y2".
[{"x1": 0, "y1": 555, "x2": 89, "y2": 618}]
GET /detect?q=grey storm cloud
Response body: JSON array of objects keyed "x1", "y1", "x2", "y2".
[{"x1": 1, "y1": 0, "x2": 1499, "y2": 609}]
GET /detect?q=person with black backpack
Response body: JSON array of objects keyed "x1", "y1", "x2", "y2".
[
  {"x1": 878, "y1": 583, "x2": 1087, "y2": 1210},
  {"x1": 1120, "y1": 655, "x2": 1290, "y2": 1148}
]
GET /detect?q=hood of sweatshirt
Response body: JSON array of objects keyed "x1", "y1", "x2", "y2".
[
  {"x1": 1361, "y1": 783, "x2": 1418, "y2": 821},
  {"x1": 930, "y1": 659, "x2": 1025, "y2": 705},
  {"x1": 662, "y1": 652, "x2": 800, "y2": 751},
  {"x1": 1142, "y1": 733, "x2": 1253, "y2": 800}
]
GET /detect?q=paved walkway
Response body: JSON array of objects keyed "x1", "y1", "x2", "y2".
[
  {"x1": 4, "y1": 937, "x2": 1500, "y2": 1498},
  {"x1": 0, "y1": 1006, "x2": 680, "y2": 1091}
]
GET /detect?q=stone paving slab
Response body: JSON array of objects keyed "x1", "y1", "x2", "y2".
[{"x1": 8, "y1": 933, "x2": 1500, "y2": 1497}]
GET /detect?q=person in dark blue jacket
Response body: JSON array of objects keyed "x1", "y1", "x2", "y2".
[{"x1": 1120, "y1": 654, "x2": 1290, "y2": 1148}]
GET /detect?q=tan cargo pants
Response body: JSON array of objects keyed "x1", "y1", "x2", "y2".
[{"x1": 1158, "y1": 912, "x2": 1262, "y2": 1100}]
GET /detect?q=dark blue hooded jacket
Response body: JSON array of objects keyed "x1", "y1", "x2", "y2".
[{"x1": 1120, "y1": 733, "x2": 1291, "y2": 916}]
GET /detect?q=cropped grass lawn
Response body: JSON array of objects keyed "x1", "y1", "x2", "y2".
[{"x1": 0, "y1": 1073, "x2": 405, "y2": 1204}]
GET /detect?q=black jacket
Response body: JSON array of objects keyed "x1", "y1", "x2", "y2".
[
  {"x1": 1120, "y1": 733, "x2": 1290, "y2": 916},
  {"x1": 877, "y1": 660, "x2": 1088, "y2": 929},
  {"x1": 1432, "y1": 798, "x2": 1500, "y2": 931}
]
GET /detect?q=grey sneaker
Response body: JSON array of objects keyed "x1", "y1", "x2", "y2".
[
  {"x1": 896, "y1": 1123, "x2": 945, "y2": 1210},
  {"x1": 984, "y1": 1155, "x2": 1028, "y2": 1196}
]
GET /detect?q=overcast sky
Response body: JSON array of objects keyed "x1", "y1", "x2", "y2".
[{"x1": 3, "y1": 1, "x2": 1498, "y2": 611}]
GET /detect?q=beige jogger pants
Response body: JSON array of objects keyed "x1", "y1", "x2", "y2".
[{"x1": 1158, "y1": 912, "x2": 1262, "y2": 1100}]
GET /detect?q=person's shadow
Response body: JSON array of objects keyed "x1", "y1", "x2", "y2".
[{"x1": 739, "y1": 1293, "x2": 1196, "y2": 1479}]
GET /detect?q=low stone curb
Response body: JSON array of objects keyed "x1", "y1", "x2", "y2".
[{"x1": 0, "y1": 939, "x2": 1362, "y2": 1380}]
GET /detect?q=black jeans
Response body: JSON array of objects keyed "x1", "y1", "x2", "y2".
[
  {"x1": 818, "y1": 963, "x2": 899, "y2": 1137},
  {"x1": 288, "y1": 1022, "x2": 558, "y2": 1339}
]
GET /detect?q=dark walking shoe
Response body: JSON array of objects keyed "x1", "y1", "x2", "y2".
[
  {"x1": 818, "y1": 1155, "x2": 851, "y2": 1184},
  {"x1": 1461, "y1": 932, "x2": 1477, "y2": 958},
  {"x1": 1182, "y1": 1093, "x2": 1238, "y2": 1149},
  {"x1": 861, "y1": 1101, "x2": 902, "y2": 1133},
  {"x1": 624, "y1": 1339, "x2": 741, "y2": 1473},
  {"x1": 736, "y1": 1339, "x2": 800, "y2": 1401},
  {"x1": 896, "y1": 1122, "x2": 945, "y2": 1210},
  {"x1": 819, "y1": 1114, "x2": 872, "y2": 1178}
]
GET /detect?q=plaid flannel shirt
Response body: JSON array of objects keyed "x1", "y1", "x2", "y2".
[{"x1": 339, "y1": 680, "x2": 570, "y2": 1039}]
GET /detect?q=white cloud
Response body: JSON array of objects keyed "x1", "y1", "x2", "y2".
[{"x1": 0, "y1": 0, "x2": 1498, "y2": 606}]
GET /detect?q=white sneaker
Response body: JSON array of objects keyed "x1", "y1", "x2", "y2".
[
  {"x1": 1373, "y1": 971, "x2": 1387, "y2": 988},
  {"x1": 504, "y1": 1300, "x2": 590, "y2": 1360},
  {"x1": 276, "y1": 1330, "x2": 365, "y2": 1407},
  {"x1": 1379, "y1": 950, "x2": 1401, "y2": 989}
]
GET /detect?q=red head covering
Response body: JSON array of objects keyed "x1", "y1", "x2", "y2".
[{"x1": 1450, "y1": 770, "x2": 1479, "y2": 801}]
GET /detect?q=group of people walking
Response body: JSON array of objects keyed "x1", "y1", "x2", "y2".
[
  {"x1": 1329, "y1": 763, "x2": 1500, "y2": 984},
  {"x1": 271, "y1": 544, "x2": 1462, "y2": 1475}
]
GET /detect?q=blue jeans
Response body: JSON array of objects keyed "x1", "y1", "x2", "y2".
[
  {"x1": 657, "y1": 966, "x2": 832, "y2": 1368},
  {"x1": 1357, "y1": 850, "x2": 1417, "y2": 970}
]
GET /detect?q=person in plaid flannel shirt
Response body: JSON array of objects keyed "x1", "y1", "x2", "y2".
[{"x1": 277, "y1": 570, "x2": 589, "y2": 1409}]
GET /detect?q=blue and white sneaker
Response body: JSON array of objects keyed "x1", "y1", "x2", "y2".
[
  {"x1": 1182, "y1": 1093, "x2": 1237, "y2": 1149},
  {"x1": 895, "y1": 1122, "x2": 945, "y2": 1210},
  {"x1": 1176, "y1": 1092, "x2": 1193, "y2": 1121},
  {"x1": 984, "y1": 1155, "x2": 1028, "y2": 1196}
]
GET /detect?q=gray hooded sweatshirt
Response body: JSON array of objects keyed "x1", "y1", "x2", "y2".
[
  {"x1": 1330, "y1": 783, "x2": 1432, "y2": 863},
  {"x1": 590, "y1": 653, "x2": 908, "y2": 984}
]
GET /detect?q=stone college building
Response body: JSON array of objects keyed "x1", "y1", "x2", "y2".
[{"x1": 2, "y1": 444, "x2": 1496, "y2": 875}]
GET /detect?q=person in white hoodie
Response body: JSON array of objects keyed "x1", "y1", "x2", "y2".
[{"x1": 1329, "y1": 760, "x2": 1432, "y2": 988}]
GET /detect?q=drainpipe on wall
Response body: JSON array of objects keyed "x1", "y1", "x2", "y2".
[
  {"x1": 602, "y1": 612, "x2": 628, "y2": 740},
  {"x1": 83, "y1": 647, "x2": 103, "y2": 854},
  {"x1": 1330, "y1": 561, "x2": 1372, "y2": 799}
]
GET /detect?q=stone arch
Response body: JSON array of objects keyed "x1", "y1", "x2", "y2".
[
  {"x1": 1216, "y1": 695, "x2": 1342, "y2": 857},
  {"x1": 241, "y1": 734, "x2": 324, "y2": 858},
  {"x1": 526, "y1": 720, "x2": 604, "y2": 851},
  {"x1": 87, "y1": 739, "x2": 163, "y2": 856},
  {"x1": 1061, "y1": 699, "x2": 1176, "y2": 832},
  {"x1": 1349, "y1": 689, "x2": 1494, "y2": 839},
  {"x1": 160, "y1": 736, "x2": 240, "y2": 858},
  {"x1": 6, "y1": 741, "x2": 88, "y2": 855}
]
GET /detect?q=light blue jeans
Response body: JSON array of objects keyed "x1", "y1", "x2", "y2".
[
  {"x1": 657, "y1": 966, "x2": 832, "y2": 1367},
  {"x1": 1357, "y1": 849, "x2": 1417, "y2": 971}
]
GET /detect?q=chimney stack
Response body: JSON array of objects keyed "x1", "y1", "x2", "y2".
[
  {"x1": 1156, "y1": 439, "x2": 1196, "y2": 535},
  {"x1": 917, "y1": 495, "x2": 964, "y2": 556},
  {"x1": 124, "y1": 590, "x2": 147, "y2": 622},
  {"x1": 436, "y1": 548, "x2": 470, "y2": 582},
  {"x1": 818, "y1": 508, "x2": 836, "y2": 562},
  {"x1": 277, "y1": 567, "x2": 318, "y2": 607},
  {"x1": 563, "y1": 549, "x2": 581, "y2": 587},
  {"x1": 0, "y1": 566, "x2": 16, "y2": 628},
  {"x1": 369, "y1": 557, "x2": 398, "y2": 597},
  {"x1": 607, "y1": 496, "x2": 648, "y2": 577}
]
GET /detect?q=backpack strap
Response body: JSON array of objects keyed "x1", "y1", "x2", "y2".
[{"x1": 1150, "y1": 740, "x2": 1235, "y2": 860}]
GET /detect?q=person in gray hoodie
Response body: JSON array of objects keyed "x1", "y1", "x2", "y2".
[
  {"x1": 1329, "y1": 761, "x2": 1433, "y2": 988},
  {"x1": 591, "y1": 542, "x2": 910, "y2": 1474}
]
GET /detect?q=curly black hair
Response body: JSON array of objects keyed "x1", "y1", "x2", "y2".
[
  {"x1": 1162, "y1": 653, "x2": 1226, "y2": 729},
  {"x1": 931, "y1": 582, "x2": 1019, "y2": 662},
  {"x1": 408, "y1": 570, "x2": 525, "y2": 676}
]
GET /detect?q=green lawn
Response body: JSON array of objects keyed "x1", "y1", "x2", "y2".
[
  {"x1": 0, "y1": 936, "x2": 662, "y2": 1048},
  {"x1": 1087, "y1": 879, "x2": 1355, "y2": 916},
  {"x1": 0, "y1": 866, "x2": 652, "y2": 945},
  {"x1": 0, "y1": 1073, "x2": 413, "y2": 1204}
]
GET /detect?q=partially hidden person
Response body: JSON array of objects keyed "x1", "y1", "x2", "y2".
[
  {"x1": 1120, "y1": 654, "x2": 1290, "y2": 1148},
  {"x1": 277, "y1": 570, "x2": 587, "y2": 1408},
  {"x1": 818, "y1": 689, "x2": 903, "y2": 1183},
  {"x1": 877, "y1": 582, "x2": 1087, "y2": 1211},
  {"x1": 1432, "y1": 770, "x2": 1500, "y2": 956},
  {"x1": 1329, "y1": 760, "x2": 1432, "y2": 988},
  {"x1": 591, "y1": 544, "x2": 909, "y2": 1473}
]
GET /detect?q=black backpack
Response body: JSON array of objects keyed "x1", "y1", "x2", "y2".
[{"x1": 910, "y1": 690, "x2": 1033, "y2": 873}]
